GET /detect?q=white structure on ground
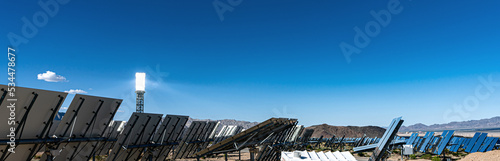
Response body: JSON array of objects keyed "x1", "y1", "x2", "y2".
[{"x1": 281, "y1": 151, "x2": 357, "y2": 161}]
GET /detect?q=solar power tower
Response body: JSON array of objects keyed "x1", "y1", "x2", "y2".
[{"x1": 135, "y1": 72, "x2": 146, "y2": 113}]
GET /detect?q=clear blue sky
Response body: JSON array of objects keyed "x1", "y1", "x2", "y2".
[{"x1": 2, "y1": 0, "x2": 500, "y2": 126}]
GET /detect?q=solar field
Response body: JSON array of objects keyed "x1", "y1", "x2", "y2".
[{"x1": 0, "y1": 85, "x2": 499, "y2": 161}]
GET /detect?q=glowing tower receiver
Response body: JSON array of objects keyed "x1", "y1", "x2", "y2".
[{"x1": 135, "y1": 72, "x2": 145, "y2": 113}]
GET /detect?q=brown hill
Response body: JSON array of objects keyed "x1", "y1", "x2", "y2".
[{"x1": 306, "y1": 124, "x2": 386, "y2": 138}]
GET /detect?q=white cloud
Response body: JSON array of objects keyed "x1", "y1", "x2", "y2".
[
  {"x1": 61, "y1": 107, "x2": 68, "y2": 110},
  {"x1": 37, "y1": 71, "x2": 67, "y2": 82},
  {"x1": 64, "y1": 89, "x2": 87, "y2": 94}
]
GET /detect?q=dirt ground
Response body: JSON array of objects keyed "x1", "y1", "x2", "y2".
[
  {"x1": 458, "y1": 150, "x2": 500, "y2": 161},
  {"x1": 381, "y1": 150, "x2": 500, "y2": 161}
]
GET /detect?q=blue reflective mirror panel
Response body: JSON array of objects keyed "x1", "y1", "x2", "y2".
[
  {"x1": 464, "y1": 132, "x2": 481, "y2": 152},
  {"x1": 470, "y1": 133, "x2": 488, "y2": 153}
]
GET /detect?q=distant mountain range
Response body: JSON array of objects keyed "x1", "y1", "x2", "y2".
[
  {"x1": 400, "y1": 116, "x2": 500, "y2": 132},
  {"x1": 305, "y1": 124, "x2": 386, "y2": 138}
]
